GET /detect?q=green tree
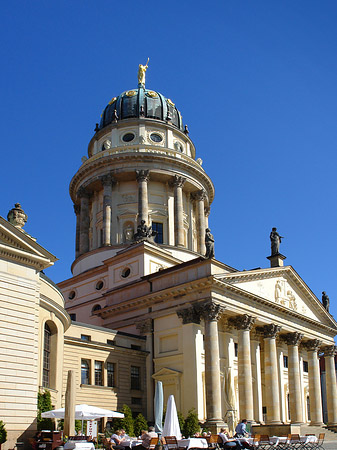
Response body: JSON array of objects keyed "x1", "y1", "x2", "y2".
[
  {"x1": 113, "y1": 405, "x2": 134, "y2": 436},
  {"x1": 183, "y1": 409, "x2": 200, "y2": 438},
  {"x1": 37, "y1": 391, "x2": 54, "y2": 431},
  {"x1": 0, "y1": 421, "x2": 7, "y2": 450},
  {"x1": 133, "y1": 413, "x2": 148, "y2": 438}
]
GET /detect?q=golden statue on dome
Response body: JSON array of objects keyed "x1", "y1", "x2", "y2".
[{"x1": 138, "y1": 58, "x2": 149, "y2": 86}]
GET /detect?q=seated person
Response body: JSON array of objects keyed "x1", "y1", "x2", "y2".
[
  {"x1": 135, "y1": 427, "x2": 158, "y2": 450},
  {"x1": 111, "y1": 430, "x2": 126, "y2": 449},
  {"x1": 234, "y1": 420, "x2": 249, "y2": 438},
  {"x1": 218, "y1": 428, "x2": 240, "y2": 449}
]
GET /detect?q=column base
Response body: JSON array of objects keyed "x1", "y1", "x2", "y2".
[
  {"x1": 204, "y1": 419, "x2": 225, "y2": 434},
  {"x1": 309, "y1": 422, "x2": 323, "y2": 426}
]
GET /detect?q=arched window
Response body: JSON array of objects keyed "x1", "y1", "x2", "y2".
[
  {"x1": 43, "y1": 324, "x2": 51, "y2": 387},
  {"x1": 81, "y1": 359, "x2": 90, "y2": 385}
]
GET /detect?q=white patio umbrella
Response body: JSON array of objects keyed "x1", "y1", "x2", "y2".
[
  {"x1": 42, "y1": 404, "x2": 124, "y2": 433},
  {"x1": 162, "y1": 395, "x2": 181, "y2": 439},
  {"x1": 154, "y1": 381, "x2": 163, "y2": 436}
]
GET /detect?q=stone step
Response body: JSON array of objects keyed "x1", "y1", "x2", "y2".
[{"x1": 300, "y1": 424, "x2": 337, "y2": 441}]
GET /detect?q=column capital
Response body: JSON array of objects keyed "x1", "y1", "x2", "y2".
[
  {"x1": 257, "y1": 323, "x2": 281, "y2": 338},
  {"x1": 199, "y1": 300, "x2": 225, "y2": 321},
  {"x1": 283, "y1": 331, "x2": 303, "y2": 346},
  {"x1": 136, "y1": 318, "x2": 153, "y2": 334},
  {"x1": 233, "y1": 314, "x2": 255, "y2": 331},
  {"x1": 73, "y1": 204, "x2": 80, "y2": 215},
  {"x1": 323, "y1": 344, "x2": 337, "y2": 357},
  {"x1": 136, "y1": 169, "x2": 150, "y2": 182},
  {"x1": 170, "y1": 174, "x2": 186, "y2": 188},
  {"x1": 192, "y1": 189, "x2": 207, "y2": 202},
  {"x1": 177, "y1": 305, "x2": 201, "y2": 324},
  {"x1": 77, "y1": 186, "x2": 90, "y2": 199},
  {"x1": 303, "y1": 339, "x2": 322, "y2": 352},
  {"x1": 100, "y1": 173, "x2": 116, "y2": 187}
]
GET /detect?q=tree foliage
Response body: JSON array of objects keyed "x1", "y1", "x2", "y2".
[
  {"x1": 37, "y1": 391, "x2": 54, "y2": 431},
  {"x1": 133, "y1": 413, "x2": 148, "y2": 438},
  {"x1": 0, "y1": 421, "x2": 7, "y2": 445},
  {"x1": 112, "y1": 405, "x2": 134, "y2": 436},
  {"x1": 183, "y1": 409, "x2": 200, "y2": 438}
]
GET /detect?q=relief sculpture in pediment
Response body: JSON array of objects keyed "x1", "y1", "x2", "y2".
[{"x1": 274, "y1": 279, "x2": 297, "y2": 311}]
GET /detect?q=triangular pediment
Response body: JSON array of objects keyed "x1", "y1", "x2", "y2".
[
  {"x1": 0, "y1": 216, "x2": 57, "y2": 270},
  {"x1": 216, "y1": 265, "x2": 336, "y2": 329},
  {"x1": 152, "y1": 367, "x2": 182, "y2": 380}
]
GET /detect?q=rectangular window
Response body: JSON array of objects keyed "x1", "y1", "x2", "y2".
[
  {"x1": 131, "y1": 397, "x2": 142, "y2": 405},
  {"x1": 69, "y1": 313, "x2": 76, "y2": 321},
  {"x1": 234, "y1": 343, "x2": 238, "y2": 357},
  {"x1": 107, "y1": 339, "x2": 115, "y2": 346},
  {"x1": 81, "y1": 334, "x2": 91, "y2": 341},
  {"x1": 95, "y1": 361, "x2": 103, "y2": 386},
  {"x1": 131, "y1": 366, "x2": 141, "y2": 390},
  {"x1": 107, "y1": 362, "x2": 115, "y2": 387},
  {"x1": 81, "y1": 359, "x2": 90, "y2": 385},
  {"x1": 303, "y1": 360, "x2": 308, "y2": 373},
  {"x1": 283, "y1": 355, "x2": 288, "y2": 368},
  {"x1": 152, "y1": 222, "x2": 163, "y2": 244},
  {"x1": 42, "y1": 325, "x2": 51, "y2": 388}
]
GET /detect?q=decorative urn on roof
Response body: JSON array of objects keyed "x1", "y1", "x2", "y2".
[{"x1": 7, "y1": 203, "x2": 28, "y2": 229}]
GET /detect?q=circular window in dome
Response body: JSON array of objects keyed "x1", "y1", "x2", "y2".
[
  {"x1": 150, "y1": 133, "x2": 163, "y2": 143},
  {"x1": 121, "y1": 267, "x2": 131, "y2": 278},
  {"x1": 122, "y1": 132, "x2": 135, "y2": 143},
  {"x1": 146, "y1": 91, "x2": 158, "y2": 98},
  {"x1": 95, "y1": 280, "x2": 104, "y2": 290},
  {"x1": 68, "y1": 291, "x2": 76, "y2": 300}
]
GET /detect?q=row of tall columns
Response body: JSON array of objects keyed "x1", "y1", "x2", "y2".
[
  {"x1": 176, "y1": 307, "x2": 337, "y2": 428},
  {"x1": 74, "y1": 172, "x2": 209, "y2": 256}
]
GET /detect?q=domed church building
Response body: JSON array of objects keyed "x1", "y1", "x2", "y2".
[{"x1": 59, "y1": 65, "x2": 337, "y2": 434}]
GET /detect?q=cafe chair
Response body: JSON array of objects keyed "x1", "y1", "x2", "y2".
[
  {"x1": 206, "y1": 435, "x2": 220, "y2": 450},
  {"x1": 149, "y1": 438, "x2": 159, "y2": 450},
  {"x1": 163, "y1": 436, "x2": 187, "y2": 450}
]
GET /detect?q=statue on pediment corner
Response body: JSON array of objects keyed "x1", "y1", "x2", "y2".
[{"x1": 322, "y1": 291, "x2": 330, "y2": 312}]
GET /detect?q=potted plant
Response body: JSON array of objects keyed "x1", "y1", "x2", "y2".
[{"x1": 0, "y1": 421, "x2": 7, "y2": 450}]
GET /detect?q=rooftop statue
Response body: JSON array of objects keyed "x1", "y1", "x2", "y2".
[
  {"x1": 205, "y1": 228, "x2": 215, "y2": 259},
  {"x1": 134, "y1": 219, "x2": 156, "y2": 242},
  {"x1": 322, "y1": 291, "x2": 330, "y2": 312},
  {"x1": 138, "y1": 58, "x2": 149, "y2": 87},
  {"x1": 270, "y1": 227, "x2": 284, "y2": 256}
]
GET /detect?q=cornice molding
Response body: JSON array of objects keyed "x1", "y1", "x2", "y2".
[{"x1": 69, "y1": 151, "x2": 214, "y2": 204}]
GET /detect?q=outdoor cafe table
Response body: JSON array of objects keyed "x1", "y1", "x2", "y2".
[
  {"x1": 178, "y1": 438, "x2": 208, "y2": 449},
  {"x1": 64, "y1": 441, "x2": 95, "y2": 450},
  {"x1": 269, "y1": 436, "x2": 318, "y2": 445},
  {"x1": 120, "y1": 440, "x2": 143, "y2": 448}
]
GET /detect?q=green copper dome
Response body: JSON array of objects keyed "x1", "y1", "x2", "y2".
[{"x1": 98, "y1": 86, "x2": 184, "y2": 131}]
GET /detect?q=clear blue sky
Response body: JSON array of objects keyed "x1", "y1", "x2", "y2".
[{"x1": 1, "y1": 1, "x2": 337, "y2": 319}]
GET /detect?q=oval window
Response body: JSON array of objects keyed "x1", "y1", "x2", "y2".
[
  {"x1": 122, "y1": 133, "x2": 135, "y2": 142},
  {"x1": 96, "y1": 281, "x2": 104, "y2": 290},
  {"x1": 68, "y1": 291, "x2": 76, "y2": 300},
  {"x1": 150, "y1": 133, "x2": 163, "y2": 143},
  {"x1": 121, "y1": 267, "x2": 131, "y2": 278}
]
